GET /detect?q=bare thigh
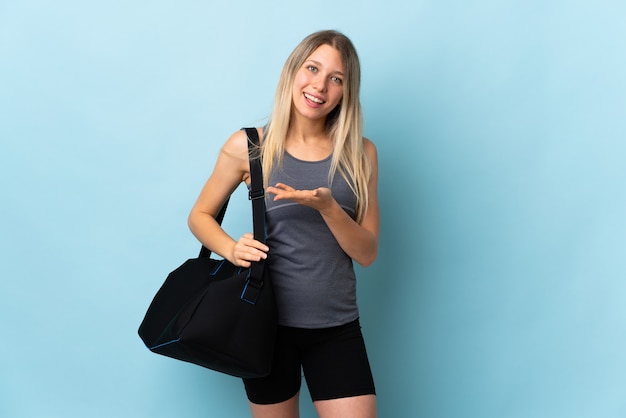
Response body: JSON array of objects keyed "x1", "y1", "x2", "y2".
[
  {"x1": 314, "y1": 394, "x2": 377, "y2": 418},
  {"x1": 249, "y1": 391, "x2": 300, "y2": 418}
]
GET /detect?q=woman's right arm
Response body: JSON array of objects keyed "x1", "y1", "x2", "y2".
[{"x1": 187, "y1": 129, "x2": 269, "y2": 267}]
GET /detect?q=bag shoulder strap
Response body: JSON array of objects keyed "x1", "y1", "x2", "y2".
[
  {"x1": 244, "y1": 127, "x2": 266, "y2": 246},
  {"x1": 242, "y1": 128, "x2": 268, "y2": 291}
]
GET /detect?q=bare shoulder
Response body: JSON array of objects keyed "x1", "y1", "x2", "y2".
[
  {"x1": 221, "y1": 129, "x2": 250, "y2": 160},
  {"x1": 363, "y1": 137, "x2": 378, "y2": 164},
  {"x1": 221, "y1": 127, "x2": 264, "y2": 158}
]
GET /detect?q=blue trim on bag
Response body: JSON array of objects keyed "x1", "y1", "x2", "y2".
[
  {"x1": 240, "y1": 269, "x2": 263, "y2": 305},
  {"x1": 210, "y1": 260, "x2": 225, "y2": 275},
  {"x1": 240, "y1": 280, "x2": 257, "y2": 305},
  {"x1": 149, "y1": 338, "x2": 180, "y2": 350}
]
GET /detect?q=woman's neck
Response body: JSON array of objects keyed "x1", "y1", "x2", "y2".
[
  {"x1": 288, "y1": 111, "x2": 328, "y2": 138},
  {"x1": 285, "y1": 116, "x2": 333, "y2": 161}
]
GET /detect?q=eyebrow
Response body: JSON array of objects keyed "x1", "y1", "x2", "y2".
[{"x1": 307, "y1": 59, "x2": 344, "y2": 76}]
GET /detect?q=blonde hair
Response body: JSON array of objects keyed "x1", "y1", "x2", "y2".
[{"x1": 261, "y1": 30, "x2": 371, "y2": 222}]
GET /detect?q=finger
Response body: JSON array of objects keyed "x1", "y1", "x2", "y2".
[
  {"x1": 236, "y1": 259, "x2": 252, "y2": 268},
  {"x1": 242, "y1": 236, "x2": 269, "y2": 253},
  {"x1": 266, "y1": 187, "x2": 291, "y2": 201},
  {"x1": 239, "y1": 233, "x2": 264, "y2": 246},
  {"x1": 245, "y1": 245, "x2": 268, "y2": 259},
  {"x1": 233, "y1": 247, "x2": 265, "y2": 266},
  {"x1": 236, "y1": 234, "x2": 269, "y2": 258},
  {"x1": 274, "y1": 182, "x2": 295, "y2": 191}
]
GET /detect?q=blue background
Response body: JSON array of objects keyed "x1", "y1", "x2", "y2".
[{"x1": 1, "y1": 1, "x2": 625, "y2": 417}]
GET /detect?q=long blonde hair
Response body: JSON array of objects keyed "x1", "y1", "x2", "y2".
[{"x1": 261, "y1": 30, "x2": 371, "y2": 222}]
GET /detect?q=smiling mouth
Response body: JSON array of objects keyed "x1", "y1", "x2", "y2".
[{"x1": 304, "y1": 93, "x2": 326, "y2": 104}]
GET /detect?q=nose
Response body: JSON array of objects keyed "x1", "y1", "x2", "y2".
[{"x1": 312, "y1": 74, "x2": 327, "y2": 93}]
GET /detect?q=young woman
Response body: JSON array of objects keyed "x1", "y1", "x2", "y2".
[{"x1": 188, "y1": 30, "x2": 379, "y2": 418}]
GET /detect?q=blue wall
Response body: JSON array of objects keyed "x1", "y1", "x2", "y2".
[{"x1": 1, "y1": 1, "x2": 625, "y2": 417}]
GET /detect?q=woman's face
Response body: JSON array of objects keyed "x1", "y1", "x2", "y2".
[{"x1": 291, "y1": 44, "x2": 345, "y2": 122}]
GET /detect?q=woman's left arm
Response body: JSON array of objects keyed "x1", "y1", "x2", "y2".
[{"x1": 267, "y1": 139, "x2": 379, "y2": 267}]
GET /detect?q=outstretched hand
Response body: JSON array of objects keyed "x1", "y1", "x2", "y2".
[{"x1": 266, "y1": 183, "x2": 334, "y2": 212}]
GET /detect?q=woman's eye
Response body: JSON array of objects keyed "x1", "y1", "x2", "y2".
[
  {"x1": 307, "y1": 65, "x2": 318, "y2": 72},
  {"x1": 331, "y1": 76, "x2": 343, "y2": 84}
]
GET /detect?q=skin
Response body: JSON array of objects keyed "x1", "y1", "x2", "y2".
[{"x1": 188, "y1": 44, "x2": 379, "y2": 418}]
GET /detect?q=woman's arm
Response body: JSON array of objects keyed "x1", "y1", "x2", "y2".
[
  {"x1": 187, "y1": 129, "x2": 269, "y2": 267},
  {"x1": 267, "y1": 139, "x2": 380, "y2": 267}
]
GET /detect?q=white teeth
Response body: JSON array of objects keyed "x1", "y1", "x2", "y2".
[{"x1": 304, "y1": 93, "x2": 325, "y2": 104}]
